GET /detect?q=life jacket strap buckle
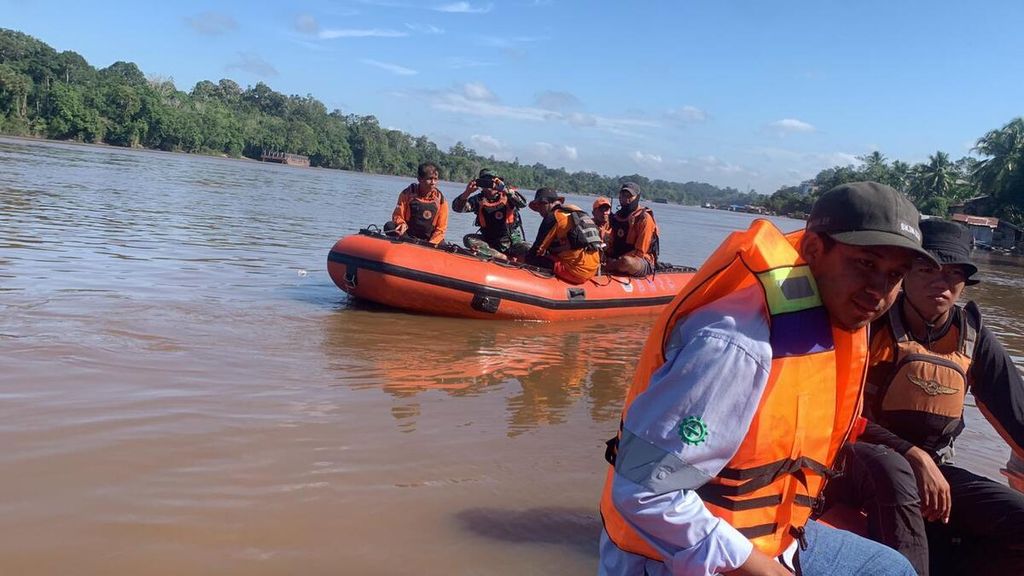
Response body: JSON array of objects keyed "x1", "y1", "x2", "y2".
[{"x1": 789, "y1": 525, "x2": 809, "y2": 551}]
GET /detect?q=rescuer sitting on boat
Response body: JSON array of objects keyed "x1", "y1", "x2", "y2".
[
  {"x1": 524, "y1": 187, "x2": 603, "y2": 284},
  {"x1": 604, "y1": 182, "x2": 659, "y2": 277},
  {"x1": 821, "y1": 219, "x2": 1024, "y2": 576},
  {"x1": 384, "y1": 162, "x2": 448, "y2": 245},
  {"x1": 592, "y1": 196, "x2": 614, "y2": 250},
  {"x1": 452, "y1": 169, "x2": 530, "y2": 261},
  {"x1": 600, "y1": 181, "x2": 929, "y2": 576}
]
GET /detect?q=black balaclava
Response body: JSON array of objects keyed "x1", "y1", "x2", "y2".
[{"x1": 618, "y1": 193, "x2": 640, "y2": 216}]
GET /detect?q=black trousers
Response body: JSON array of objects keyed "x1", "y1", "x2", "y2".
[{"x1": 823, "y1": 442, "x2": 1024, "y2": 576}]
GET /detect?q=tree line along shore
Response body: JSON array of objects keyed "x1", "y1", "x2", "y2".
[{"x1": 0, "y1": 28, "x2": 1020, "y2": 226}]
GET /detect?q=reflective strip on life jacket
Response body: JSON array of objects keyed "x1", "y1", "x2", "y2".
[{"x1": 600, "y1": 220, "x2": 866, "y2": 560}]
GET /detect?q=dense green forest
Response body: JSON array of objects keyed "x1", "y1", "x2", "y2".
[
  {"x1": 0, "y1": 28, "x2": 760, "y2": 207},
  {"x1": 2, "y1": 28, "x2": 1021, "y2": 222}
]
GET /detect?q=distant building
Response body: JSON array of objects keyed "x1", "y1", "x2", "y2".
[
  {"x1": 951, "y1": 213, "x2": 1022, "y2": 249},
  {"x1": 797, "y1": 180, "x2": 818, "y2": 197},
  {"x1": 260, "y1": 150, "x2": 310, "y2": 167},
  {"x1": 948, "y1": 195, "x2": 1023, "y2": 250},
  {"x1": 950, "y1": 195, "x2": 997, "y2": 218}
]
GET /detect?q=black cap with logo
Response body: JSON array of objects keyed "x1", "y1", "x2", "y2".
[
  {"x1": 619, "y1": 182, "x2": 641, "y2": 197},
  {"x1": 807, "y1": 181, "x2": 937, "y2": 264}
]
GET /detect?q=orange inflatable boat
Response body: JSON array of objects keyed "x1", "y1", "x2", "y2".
[{"x1": 327, "y1": 230, "x2": 696, "y2": 321}]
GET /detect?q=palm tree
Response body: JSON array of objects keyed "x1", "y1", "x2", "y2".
[
  {"x1": 911, "y1": 151, "x2": 955, "y2": 201},
  {"x1": 973, "y1": 118, "x2": 1024, "y2": 202},
  {"x1": 890, "y1": 160, "x2": 912, "y2": 192},
  {"x1": 858, "y1": 151, "x2": 888, "y2": 183}
]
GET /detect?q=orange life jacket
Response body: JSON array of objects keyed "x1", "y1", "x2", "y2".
[
  {"x1": 865, "y1": 300, "x2": 979, "y2": 455},
  {"x1": 406, "y1": 190, "x2": 444, "y2": 241},
  {"x1": 545, "y1": 204, "x2": 605, "y2": 254},
  {"x1": 600, "y1": 219, "x2": 868, "y2": 559},
  {"x1": 609, "y1": 207, "x2": 659, "y2": 259},
  {"x1": 476, "y1": 192, "x2": 517, "y2": 229}
]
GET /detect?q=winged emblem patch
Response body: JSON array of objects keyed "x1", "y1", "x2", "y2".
[{"x1": 908, "y1": 375, "x2": 959, "y2": 396}]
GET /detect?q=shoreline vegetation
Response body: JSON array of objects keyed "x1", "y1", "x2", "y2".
[{"x1": 0, "y1": 28, "x2": 1021, "y2": 224}]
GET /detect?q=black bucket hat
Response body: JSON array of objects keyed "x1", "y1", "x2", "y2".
[
  {"x1": 919, "y1": 219, "x2": 980, "y2": 285},
  {"x1": 528, "y1": 187, "x2": 564, "y2": 211},
  {"x1": 807, "y1": 181, "x2": 938, "y2": 265}
]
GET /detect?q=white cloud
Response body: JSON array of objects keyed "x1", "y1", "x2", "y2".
[
  {"x1": 225, "y1": 52, "x2": 278, "y2": 78},
  {"x1": 751, "y1": 146, "x2": 859, "y2": 168},
  {"x1": 356, "y1": 0, "x2": 411, "y2": 6},
  {"x1": 361, "y1": 59, "x2": 418, "y2": 76},
  {"x1": 324, "y1": 7, "x2": 362, "y2": 16},
  {"x1": 666, "y1": 105, "x2": 707, "y2": 123},
  {"x1": 566, "y1": 112, "x2": 597, "y2": 127},
  {"x1": 434, "y1": 2, "x2": 494, "y2": 13},
  {"x1": 433, "y1": 92, "x2": 544, "y2": 122},
  {"x1": 419, "y1": 86, "x2": 657, "y2": 136},
  {"x1": 294, "y1": 14, "x2": 319, "y2": 35},
  {"x1": 479, "y1": 35, "x2": 543, "y2": 49},
  {"x1": 470, "y1": 134, "x2": 502, "y2": 151},
  {"x1": 534, "y1": 90, "x2": 582, "y2": 112},
  {"x1": 769, "y1": 118, "x2": 816, "y2": 134},
  {"x1": 696, "y1": 155, "x2": 746, "y2": 174},
  {"x1": 632, "y1": 151, "x2": 663, "y2": 164},
  {"x1": 406, "y1": 23, "x2": 445, "y2": 34},
  {"x1": 319, "y1": 28, "x2": 408, "y2": 39},
  {"x1": 185, "y1": 11, "x2": 237, "y2": 36},
  {"x1": 830, "y1": 152, "x2": 861, "y2": 165},
  {"x1": 533, "y1": 142, "x2": 578, "y2": 162},
  {"x1": 462, "y1": 82, "x2": 497, "y2": 102},
  {"x1": 288, "y1": 38, "x2": 338, "y2": 52},
  {"x1": 444, "y1": 57, "x2": 495, "y2": 69}
]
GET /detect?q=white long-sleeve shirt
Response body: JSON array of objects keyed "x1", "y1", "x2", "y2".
[{"x1": 600, "y1": 284, "x2": 780, "y2": 576}]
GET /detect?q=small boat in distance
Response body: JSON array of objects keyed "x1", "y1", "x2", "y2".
[
  {"x1": 260, "y1": 150, "x2": 310, "y2": 167},
  {"x1": 327, "y1": 229, "x2": 696, "y2": 321}
]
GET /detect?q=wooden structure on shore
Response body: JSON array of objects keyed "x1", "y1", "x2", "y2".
[{"x1": 260, "y1": 150, "x2": 310, "y2": 167}]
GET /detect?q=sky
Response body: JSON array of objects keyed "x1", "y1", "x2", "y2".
[{"x1": 6, "y1": 0, "x2": 1024, "y2": 194}]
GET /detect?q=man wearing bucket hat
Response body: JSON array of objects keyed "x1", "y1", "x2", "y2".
[
  {"x1": 822, "y1": 219, "x2": 1024, "y2": 576},
  {"x1": 524, "y1": 188, "x2": 603, "y2": 284},
  {"x1": 600, "y1": 182, "x2": 926, "y2": 576}
]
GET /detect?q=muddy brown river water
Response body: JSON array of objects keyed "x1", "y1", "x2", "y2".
[{"x1": 2, "y1": 137, "x2": 1021, "y2": 575}]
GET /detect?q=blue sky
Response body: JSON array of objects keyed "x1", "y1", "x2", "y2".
[{"x1": 6, "y1": 0, "x2": 1024, "y2": 193}]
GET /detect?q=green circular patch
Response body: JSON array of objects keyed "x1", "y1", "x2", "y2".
[{"x1": 678, "y1": 416, "x2": 708, "y2": 445}]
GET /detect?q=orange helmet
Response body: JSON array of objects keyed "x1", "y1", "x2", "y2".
[{"x1": 593, "y1": 197, "x2": 612, "y2": 211}]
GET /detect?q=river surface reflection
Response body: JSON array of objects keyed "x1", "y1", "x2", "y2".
[{"x1": 1, "y1": 137, "x2": 1021, "y2": 575}]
